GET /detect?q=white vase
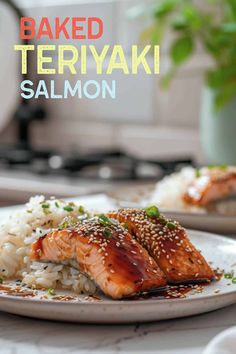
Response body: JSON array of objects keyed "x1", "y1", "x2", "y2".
[{"x1": 200, "y1": 88, "x2": 236, "y2": 164}]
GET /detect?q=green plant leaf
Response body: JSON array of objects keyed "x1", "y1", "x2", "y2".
[
  {"x1": 170, "y1": 36, "x2": 194, "y2": 65},
  {"x1": 131, "y1": 0, "x2": 236, "y2": 109},
  {"x1": 214, "y1": 83, "x2": 236, "y2": 110},
  {"x1": 171, "y1": 15, "x2": 188, "y2": 30},
  {"x1": 154, "y1": 0, "x2": 176, "y2": 19},
  {"x1": 207, "y1": 66, "x2": 236, "y2": 89},
  {"x1": 182, "y1": 6, "x2": 202, "y2": 30},
  {"x1": 221, "y1": 22, "x2": 236, "y2": 33},
  {"x1": 226, "y1": 0, "x2": 236, "y2": 20}
]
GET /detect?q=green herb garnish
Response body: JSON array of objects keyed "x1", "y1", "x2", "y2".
[
  {"x1": 78, "y1": 205, "x2": 85, "y2": 214},
  {"x1": 103, "y1": 227, "x2": 112, "y2": 239},
  {"x1": 58, "y1": 221, "x2": 69, "y2": 229},
  {"x1": 195, "y1": 169, "x2": 201, "y2": 178},
  {"x1": 63, "y1": 205, "x2": 74, "y2": 212},
  {"x1": 0, "y1": 277, "x2": 3, "y2": 284},
  {"x1": 224, "y1": 271, "x2": 234, "y2": 279},
  {"x1": 78, "y1": 214, "x2": 88, "y2": 222},
  {"x1": 27, "y1": 209, "x2": 33, "y2": 214},
  {"x1": 224, "y1": 270, "x2": 236, "y2": 284},
  {"x1": 42, "y1": 203, "x2": 51, "y2": 215},
  {"x1": 159, "y1": 216, "x2": 167, "y2": 225},
  {"x1": 98, "y1": 215, "x2": 117, "y2": 226},
  {"x1": 47, "y1": 288, "x2": 56, "y2": 296},
  {"x1": 98, "y1": 215, "x2": 110, "y2": 226},
  {"x1": 55, "y1": 201, "x2": 60, "y2": 208},
  {"x1": 145, "y1": 205, "x2": 160, "y2": 218},
  {"x1": 41, "y1": 203, "x2": 50, "y2": 209},
  {"x1": 208, "y1": 164, "x2": 228, "y2": 170},
  {"x1": 123, "y1": 223, "x2": 129, "y2": 230},
  {"x1": 167, "y1": 221, "x2": 177, "y2": 229},
  {"x1": 58, "y1": 216, "x2": 78, "y2": 229},
  {"x1": 219, "y1": 164, "x2": 228, "y2": 170}
]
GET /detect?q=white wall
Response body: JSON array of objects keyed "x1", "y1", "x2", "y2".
[{"x1": 1, "y1": 0, "x2": 211, "y2": 162}]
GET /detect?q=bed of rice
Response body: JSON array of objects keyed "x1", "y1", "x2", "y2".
[{"x1": 0, "y1": 196, "x2": 96, "y2": 294}]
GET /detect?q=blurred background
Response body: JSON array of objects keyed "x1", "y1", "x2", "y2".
[{"x1": 0, "y1": 0, "x2": 235, "y2": 205}]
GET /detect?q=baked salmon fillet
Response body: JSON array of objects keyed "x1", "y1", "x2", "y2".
[
  {"x1": 31, "y1": 216, "x2": 166, "y2": 299},
  {"x1": 183, "y1": 166, "x2": 236, "y2": 207},
  {"x1": 108, "y1": 208, "x2": 215, "y2": 284}
]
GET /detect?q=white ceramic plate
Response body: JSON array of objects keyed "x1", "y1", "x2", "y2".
[
  {"x1": 1, "y1": 194, "x2": 236, "y2": 235},
  {"x1": 162, "y1": 211, "x2": 236, "y2": 235},
  {"x1": 113, "y1": 200, "x2": 236, "y2": 235},
  {"x1": 0, "y1": 230, "x2": 236, "y2": 324}
]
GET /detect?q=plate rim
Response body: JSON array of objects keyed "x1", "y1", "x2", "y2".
[
  {"x1": 163, "y1": 210, "x2": 236, "y2": 221},
  {"x1": 0, "y1": 286, "x2": 236, "y2": 307},
  {"x1": 1, "y1": 229, "x2": 235, "y2": 306}
]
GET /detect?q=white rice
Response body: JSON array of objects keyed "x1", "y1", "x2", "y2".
[
  {"x1": 148, "y1": 167, "x2": 205, "y2": 213},
  {"x1": 148, "y1": 166, "x2": 236, "y2": 215},
  {"x1": 0, "y1": 195, "x2": 96, "y2": 294}
]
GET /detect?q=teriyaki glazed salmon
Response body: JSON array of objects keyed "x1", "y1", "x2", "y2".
[
  {"x1": 108, "y1": 207, "x2": 215, "y2": 284},
  {"x1": 31, "y1": 215, "x2": 166, "y2": 299}
]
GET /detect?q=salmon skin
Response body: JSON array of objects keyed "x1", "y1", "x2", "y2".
[
  {"x1": 108, "y1": 208, "x2": 215, "y2": 284},
  {"x1": 31, "y1": 216, "x2": 166, "y2": 299},
  {"x1": 183, "y1": 166, "x2": 236, "y2": 207}
]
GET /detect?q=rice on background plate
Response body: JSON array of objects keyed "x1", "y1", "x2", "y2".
[
  {"x1": 0, "y1": 196, "x2": 96, "y2": 294},
  {"x1": 148, "y1": 167, "x2": 205, "y2": 213},
  {"x1": 148, "y1": 166, "x2": 236, "y2": 216}
]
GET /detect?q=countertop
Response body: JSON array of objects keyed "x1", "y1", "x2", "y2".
[
  {"x1": 0, "y1": 169, "x2": 154, "y2": 206},
  {"x1": 0, "y1": 304, "x2": 236, "y2": 354}
]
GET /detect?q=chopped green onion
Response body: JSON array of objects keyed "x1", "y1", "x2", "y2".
[
  {"x1": 195, "y1": 169, "x2": 201, "y2": 178},
  {"x1": 219, "y1": 164, "x2": 228, "y2": 170},
  {"x1": 78, "y1": 205, "x2": 85, "y2": 214},
  {"x1": 159, "y1": 216, "x2": 167, "y2": 225},
  {"x1": 63, "y1": 206, "x2": 74, "y2": 212},
  {"x1": 41, "y1": 203, "x2": 50, "y2": 209},
  {"x1": 208, "y1": 164, "x2": 228, "y2": 170},
  {"x1": 58, "y1": 216, "x2": 79, "y2": 229},
  {"x1": 0, "y1": 277, "x2": 3, "y2": 284},
  {"x1": 167, "y1": 221, "x2": 177, "y2": 229},
  {"x1": 145, "y1": 205, "x2": 160, "y2": 218},
  {"x1": 47, "y1": 288, "x2": 56, "y2": 296},
  {"x1": 224, "y1": 271, "x2": 234, "y2": 279},
  {"x1": 78, "y1": 214, "x2": 88, "y2": 222},
  {"x1": 27, "y1": 209, "x2": 33, "y2": 214},
  {"x1": 224, "y1": 273, "x2": 232, "y2": 279},
  {"x1": 110, "y1": 218, "x2": 118, "y2": 226},
  {"x1": 103, "y1": 227, "x2": 112, "y2": 239},
  {"x1": 98, "y1": 215, "x2": 110, "y2": 225},
  {"x1": 123, "y1": 223, "x2": 129, "y2": 230},
  {"x1": 98, "y1": 215, "x2": 117, "y2": 226},
  {"x1": 232, "y1": 277, "x2": 236, "y2": 284},
  {"x1": 55, "y1": 201, "x2": 60, "y2": 208}
]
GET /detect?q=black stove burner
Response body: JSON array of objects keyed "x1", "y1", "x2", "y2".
[{"x1": 0, "y1": 146, "x2": 194, "y2": 181}]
